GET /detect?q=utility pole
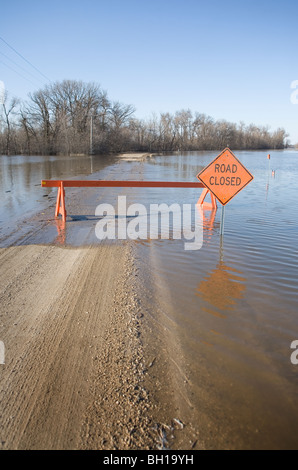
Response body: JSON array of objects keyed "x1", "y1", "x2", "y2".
[{"x1": 90, "y1": 113, "x2": 93, "y2": 155}]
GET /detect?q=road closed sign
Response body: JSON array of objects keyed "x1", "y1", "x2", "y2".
[{"x1": 197, "y1": 148, "x2": 253, "y2": 205}]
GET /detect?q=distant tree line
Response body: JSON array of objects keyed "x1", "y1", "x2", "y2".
[{"x1": 0, "y1": 79, "x2": 289, "y2": 156}]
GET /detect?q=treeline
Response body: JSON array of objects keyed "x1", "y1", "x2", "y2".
[{"x1": 0, "y1": 79, "x2": 288, "y2": 156}]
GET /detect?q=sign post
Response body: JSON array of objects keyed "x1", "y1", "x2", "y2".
[
  {"x1": 220, "y1": 205, "x2": 225, "y2": 236},
  {"x1": 197, "y1": 148, "x2": 253, "y2": 236}
]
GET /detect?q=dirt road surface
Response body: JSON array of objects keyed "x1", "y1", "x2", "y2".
[
  {"x1": 0, "y1": 242, "x2": 154, "y2": 449},
  {"x1": 0, "y1": 239, "x2": 200, "y2": 450}
]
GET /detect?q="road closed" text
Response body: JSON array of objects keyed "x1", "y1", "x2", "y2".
[{"x1": 209, "y1": 163, "x2": 241, "y2": 186}]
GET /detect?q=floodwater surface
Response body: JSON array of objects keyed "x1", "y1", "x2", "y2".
[
  {"x1": 1, "y1": 149, "x2": 298, "y2": 449},
  {"x1": 135, "y1": 150, "x2": 298, "y2": 449}
]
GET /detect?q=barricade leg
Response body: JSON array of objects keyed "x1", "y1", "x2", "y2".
[
  {"x1": 55, "y1": 181, "x2": 67, "y2": 222},
  {"x1": 197, "y1": 188, "x2": 217, "y2": 210},
  {"x1": 55, "y1": 185, "x2": 61, "y2": 217}
]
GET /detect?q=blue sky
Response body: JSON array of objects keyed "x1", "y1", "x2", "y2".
[{"x1": 1, "y1": 0, "x2": 298, "y2": 143}]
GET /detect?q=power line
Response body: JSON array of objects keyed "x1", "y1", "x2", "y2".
[
  {"x1": 0, "y1": 36, "x2": 51, "y2": 83},
  {"x1": 0, "y1": 59, "x2": 41, "y2": 89},
  {"x1": 0, "y1": 51, "x2": 46, "y2": 86}
]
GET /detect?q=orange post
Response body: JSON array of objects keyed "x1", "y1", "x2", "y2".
[
  {"x1": 55, "y1": 184, "x2": 61, "y2": 217},
  {"x1": 55, "y1": 181, "x2": 67, "y2": 222}
]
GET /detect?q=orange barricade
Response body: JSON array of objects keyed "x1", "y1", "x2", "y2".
[{"x1": 41, "y1": 179, "x2": 217, "y2": 222}]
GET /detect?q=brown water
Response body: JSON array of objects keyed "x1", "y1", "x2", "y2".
[
  {"x1": 0, "y1": 153, "x2": 117, "y2": 244},
  {"x1": 1, "y1": 149, "x2": 298, "y2": 448},
  {"x1": 134, "y1": 150, "x2": 298, "y2": 449},
  {"x1": 0, "y1": 153, "x2": 119, "y2": 221}
]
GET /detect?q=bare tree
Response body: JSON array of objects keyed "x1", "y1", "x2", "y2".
[
  {"x1": 0, "y1": 79, "x2": 289, "y2": 155},
  {"x1": 107, "y1": 101, "x2": 136, "y2": 152},
  {"x1": 1, "y1": 93, "x2": 19, "y2": 155}
]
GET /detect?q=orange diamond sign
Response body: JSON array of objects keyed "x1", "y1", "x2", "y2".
[{"x1": 197, "y1": 148, "x2": 253, "y2": 205}]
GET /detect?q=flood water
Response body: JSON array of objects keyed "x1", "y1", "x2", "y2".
[
  {"x1": 136, "y1": 150, "x2": 298, "y2": 449},
  {"x1": 1, "y1": 149, "x2": 298, "y2": 449}
]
